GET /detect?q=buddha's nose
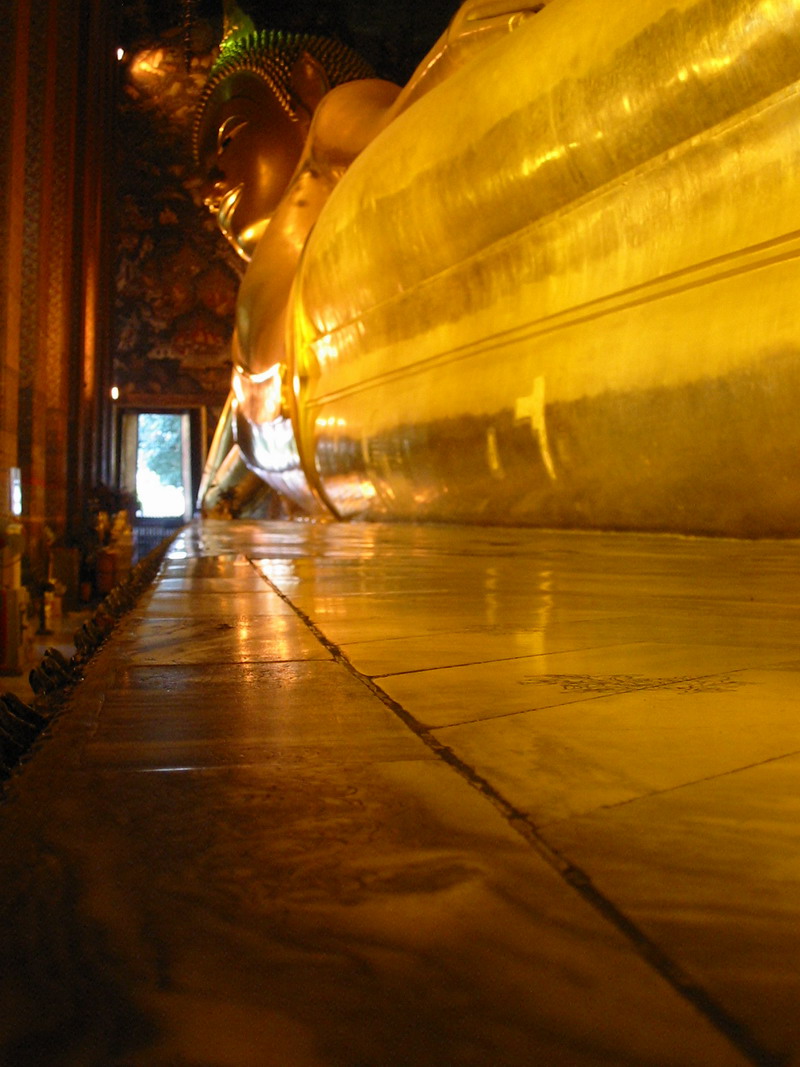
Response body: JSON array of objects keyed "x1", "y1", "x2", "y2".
[{"x1": 202, "y1": 167, "x2": 227, "y2": 212}]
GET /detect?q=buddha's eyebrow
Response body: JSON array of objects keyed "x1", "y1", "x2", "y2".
[{"x1": 217, "y1": 114, "x2": 247, "y2": 151}]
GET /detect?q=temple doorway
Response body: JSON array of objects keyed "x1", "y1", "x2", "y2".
[{"x1": 117, "y1": 408, "x2": 205, "y2": 557}]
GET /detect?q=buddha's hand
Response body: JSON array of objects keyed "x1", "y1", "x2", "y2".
[{"x1": 445, "y1": 0, "x2": 548, "y2": 51}]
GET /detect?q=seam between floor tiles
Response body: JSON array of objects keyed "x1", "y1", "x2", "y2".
[
  {"x1": 544, "y1": 747, "x2": 800, "y2": 823},
  {"x1": 366, "y1": 641, "x2": 637, "y2": 678},
  {"x1": 374, "y1": 663, "x2": 778, "y2": 731},
  {"x1": 254, "y1": 561, "x2": 787, "y2": 1067}
]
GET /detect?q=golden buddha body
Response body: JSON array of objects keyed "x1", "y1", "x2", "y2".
[{"x1": 198, "y1": 0, "x2": 800, "y2": 537}]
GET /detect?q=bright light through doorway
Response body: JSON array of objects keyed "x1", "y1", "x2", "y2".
[{"x1": 135, "y1": 412, "x2": 189, "y2": 518}]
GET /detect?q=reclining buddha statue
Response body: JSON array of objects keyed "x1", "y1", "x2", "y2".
[{"x1": 196, "y1": 0, "x2": 800, "y2": 537}]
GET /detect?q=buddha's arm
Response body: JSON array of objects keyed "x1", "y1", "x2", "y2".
[
  {"x1": 234, "y1": 168, "x2": 330, "y2": 375},
  {"x1": 234, "y1": 79, "x2": 401, "y2": 377},
  {"x1": 307, "y1": 78, "x2": 402, "y2": 178},
  {"x1": 383, "y1": 0, "x2": 551, "y2": 123}
]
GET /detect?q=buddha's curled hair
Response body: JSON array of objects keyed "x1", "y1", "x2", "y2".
[{"x1": 193, "y1": 31, "x2": 375, "y2": 160}]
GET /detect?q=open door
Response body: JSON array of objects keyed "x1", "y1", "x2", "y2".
[{"x1": 119, "y1": 409, "x2": 203, "y2": 557}]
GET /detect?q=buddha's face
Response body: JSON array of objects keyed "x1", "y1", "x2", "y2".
[{"x1": 197, "y1": 70, "x2": 309, "y2": 260}]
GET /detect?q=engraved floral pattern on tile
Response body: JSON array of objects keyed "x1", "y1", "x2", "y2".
[{"x1": 519, "y1": 674, "x2": 745, "y2": 695}]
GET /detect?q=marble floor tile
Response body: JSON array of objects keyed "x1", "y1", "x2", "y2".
[
  {"x1": 80, "y1": 661, "x2": 433, "y2": 770},
  {"x1": 298, "y1": 607, "x2": 523, "y2": 645},
  {"x1": 161, "y1": 551, "x2": 254, "y2": 568},
  {"x1": 546, "y1": 753, "x2": 800, "y2": 1064},
  {"x1": 338, "y1": 626, "x2": 632, "y2": 676},
  {"x1": 0, "y1": 721, "x2": 748, "y2": 1067},
  {"x1": 428, "y1": 665, "x2": 800, "y2": 823},
  {"x1": 132, "y1": 589, "x2": 298, "y2": 618},
  {"x1": 155, "y1": 575, "x2": 272, "y2": 593},
  {"x1": 115, "y1": 614, "x2": 328, "y2": 665},
  {"x1": 376, "y1": 641, "x2": 788, "y2": 728}
]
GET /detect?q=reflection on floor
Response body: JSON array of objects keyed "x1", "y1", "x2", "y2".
[{"x1": 1, "y1": 519, "x2": 798, "y2": 1066}]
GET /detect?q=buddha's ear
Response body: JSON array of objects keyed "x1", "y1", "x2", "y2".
[{"x1": 289, "y1": 52, "x2": 331, "y2": 121}]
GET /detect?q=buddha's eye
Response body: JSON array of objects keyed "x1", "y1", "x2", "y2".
[{"x1": 217, "y1": 116, "x2": 247, "y2": 153}]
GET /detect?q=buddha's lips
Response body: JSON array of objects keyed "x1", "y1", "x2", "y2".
[{"x1": 218, "y1": 183, "x2": 243, "y2": 236}]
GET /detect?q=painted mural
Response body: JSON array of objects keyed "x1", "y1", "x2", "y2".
[{"x1": 113, "y1": 18, "x2": 240, "y2": 406}]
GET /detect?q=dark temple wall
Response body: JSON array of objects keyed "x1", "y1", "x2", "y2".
[{"x1": 1, "y1": 0, "x2": 116, "y2": 566}]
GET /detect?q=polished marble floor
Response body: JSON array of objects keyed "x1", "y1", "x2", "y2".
[{"x1": 1, "y1": 519, "x2": 798, "y2": 1066}]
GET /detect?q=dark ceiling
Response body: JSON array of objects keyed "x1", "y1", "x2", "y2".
[{"x1": 120, "y1": 0, "x2": 461, "y2": 83}]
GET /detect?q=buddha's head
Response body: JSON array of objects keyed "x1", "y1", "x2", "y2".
[{"x1": 194, "y1": 29, "x2": 373, "y2": 260}]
